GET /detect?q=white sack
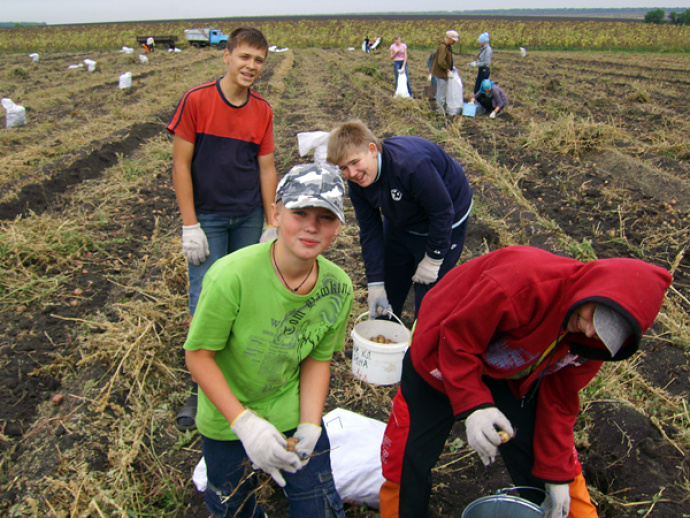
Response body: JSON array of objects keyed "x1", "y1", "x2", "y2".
[
  {"x1": 394, "y1": 70, "x2": 411, "y2": 98},
  {"x1": 119, "y1": 71, "x2": 132, "y2": 89},
  {"x1": 2, "y1": 98, "x2": 27, "y2": 128},
  {"x1": 297, "y1": 131, "x2": 330, "y2": 165},
  {"x1": 68, "y1": 63, "x2": 84, "y2": 69},
  {"x1": 121, "y1": 46, "x2": 134, "y2": 54},
  {"x1": 83, "y1": 59, "x2": 96, "y2": 72},
  {"x1": 29, "y1": 53, "x2": 39, "y2": 62},
  {"x1": 520, "y1": 46, "x2": 528, "y2": 57},
  {"x1": 445, "y1": 68, "x2": 464, "y2": 115},
  {"x1": 139, "y1": 54, "x2": 149, "y2": 64},
  {"x1": 324, "y1": 408, "x2": 386, "y2": 509}
]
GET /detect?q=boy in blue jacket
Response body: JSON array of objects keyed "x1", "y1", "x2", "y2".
[{"x1": 327, "y1": 120, "x2": 473, "y2": 321}]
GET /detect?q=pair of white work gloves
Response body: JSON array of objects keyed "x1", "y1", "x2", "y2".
[
  {"x1": 231, "y1": 409, "x2": 321, "y2": 487},
  {"x1": 466, "y1": 407, "x2": 571, "y2": 518},
  {"x1": 367, "y1": 254, "x2": 442, "y2": 316},
  {"x1": 181, "y1": 224, "x2": 278, "y2": 265}
]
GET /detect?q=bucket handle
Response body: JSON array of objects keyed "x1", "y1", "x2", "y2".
[
  {"x1": 354, "y1": 311, "x2": 408, "y2": 330},
  {"x1": 496, "y1": 486, "x2": 546, "y2": 498}
]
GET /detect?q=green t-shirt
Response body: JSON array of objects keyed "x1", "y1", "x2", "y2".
[{"x1": 184, "y1": 241, "x2": 354, "y2": 441}]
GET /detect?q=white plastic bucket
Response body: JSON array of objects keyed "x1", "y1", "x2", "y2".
[
  {"x1": 462, "y1": 488, "x2": 544, "y2": 518},
  {"x1": 351, "y1": 311, "x2": 410, "y2": 385}
]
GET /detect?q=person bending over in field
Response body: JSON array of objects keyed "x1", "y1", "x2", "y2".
[
  {"x1": 378, "y1": 245, "x2": 672, "y2": 518},
  {"x1": 327, "y1": 120, "x2": 473, "y2": 322},
  {"x1": 185, "y1": 164, "x2": 353, "y2": 518},
  {"x1": 469, "y1": 79, "x2": 508, "y2": 119},
  {"x1": 167, "y1": 27, "x2": 278, "y2": 432}
]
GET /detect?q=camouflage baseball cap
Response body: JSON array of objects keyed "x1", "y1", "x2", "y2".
[{"x1": 276, "y1": 163, "x2": 345, "y2": 222}]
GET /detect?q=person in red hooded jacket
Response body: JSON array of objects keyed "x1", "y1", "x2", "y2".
[{"x1": 378, "y1": 245, "x2": 672, "y2": 518}]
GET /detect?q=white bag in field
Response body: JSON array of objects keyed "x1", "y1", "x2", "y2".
[
  {"x1": 2, "y1": 98, "x2": 27, "y2": 128},
  {"x1": 445, "y1": 68, "x2": 464, "y2": 115},
  {"x1": 139, "y1": 54, "x2": 149, "y2": 64},
  {"x1": 119, "y1": 72, "x2": 132, "y2": 89},
  {"x1": 29, "y1": 53, "x2": 39, "y2": 62},
  {"x1": 297, "y1": 130, "x2": 330, "y2": 164},
  {"x1": 121, "y1": 46, "x2": 134, "y2": 54},
  {"x1": 324, "y1": 408, "x2": 386, "y2": 509},
  {"x1": 394, "y1": 70, "x2": 411, "y2": 98},
  {"x1": 84, "y1": 59, "x2": 97, "y2": 72}
]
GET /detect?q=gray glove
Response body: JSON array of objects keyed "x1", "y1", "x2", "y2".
[
  {"x1": 411, "y1": 254, "x2": 443, "y2": 284},
  {"x1": 368, "y1": 282, "x2": 392, "y2": 317},
  {"x1": 293, "y1": 422, "x2": 322, "y2": 467},
  {"x1": 231, "y1": 410, "x2": 301, "y2": 487},
  {"x1": 541, "y1": 483, "x2": 570, "y2": 518},
  {"x1": 181, "y1": 223, "x2": 210, "y2": 266},
  {"x1": 259, "y1": 226, "x2": 278, "y2": 243},
  {"x1": 465, "y1": 407, "x2": 514, "y2": 466}
]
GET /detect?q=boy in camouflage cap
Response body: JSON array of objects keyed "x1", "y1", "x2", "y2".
[{"x1": 184, "y1": 163, "x2": 353, "y2": 517}]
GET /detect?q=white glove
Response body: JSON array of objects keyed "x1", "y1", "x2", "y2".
[
  {"x1": 368, "y1": 282, "x2": 392, "y2": 317},
  {"x1": 293, "y1": 422, "x2": 322, "y2": 467},
  {"x1": 231, "y1": 410, "x2": 301, "y2": 487},
  {"x1": 465, "y1": 407, "x2": 514, "y2": 466},
  {"x1": 181, "y1": 223, "x2": 210, "y2": 266},
  {"x1": 469, "y1": 61, "x2": 477, "y2": 68},
  {"x1": 541, "y1": 483, "x2": 571, "y2": 518},
  {"x1": 259, "y1": 226, "x2": 278, "y2": 243},
  {"x1": 490, "y1": 111, "x2": 497, "y2": 119},
  {"x1": 411, "y1": 254, "x2": 443, "y2": 284}
]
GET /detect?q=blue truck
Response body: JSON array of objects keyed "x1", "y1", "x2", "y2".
[{"x1": 184, "y1": 28, "x2": 230, "y2": 49}]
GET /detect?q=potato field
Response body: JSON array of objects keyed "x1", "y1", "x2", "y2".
[{"x1": 0, "y1": 16, "x2": 689, "y2": 518}]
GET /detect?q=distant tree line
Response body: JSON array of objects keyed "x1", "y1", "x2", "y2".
[
  {"x1": 0, "y1": 22, "x2": 47, "y2": 28},
  {"x1": 644, "y1": 8, "x2": 690, "y2": 24}
]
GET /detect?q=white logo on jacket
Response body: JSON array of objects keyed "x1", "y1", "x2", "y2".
[{"x1": 391, "y1": 189, "x2": 402, "y2": 201}]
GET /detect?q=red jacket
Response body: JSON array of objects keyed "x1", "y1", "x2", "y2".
[{"x1": 410, "y1": 246, "x2": 672, "y2": 482}]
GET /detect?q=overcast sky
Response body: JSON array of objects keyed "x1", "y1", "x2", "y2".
[{"x1": 3, "y1": 0, "x2": 690, "y2": 25}]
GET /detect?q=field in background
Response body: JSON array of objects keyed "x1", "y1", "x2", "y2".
[
  {"x1": 1, "y1": 16, "x2": 690, "y2": 52},
  {"x1": 0, "y1": 18, "x2": 689, "y2": 518}
]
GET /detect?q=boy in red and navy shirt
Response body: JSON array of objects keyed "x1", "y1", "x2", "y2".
[{"x1": 167, "y1": 27, "x2": 278, "y2": 432}]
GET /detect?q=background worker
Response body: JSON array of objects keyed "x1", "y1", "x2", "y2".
[
  {"x1": 185, "y1": 164, "x2": 353, "y2": 518},
  {"x1": 378, "y1": 245, "x2": 672, "y2": 518},
  {"x1": 430, "y1": 30, "x2": 459, "y2": 115},
  {"x1": 469, "y1": 79, "x2": 508, "y2": 119},
  {"x1": 167, "y1": 27, "x2": 278, "y2": 432},
  {"x1": 390, "y1": 34, "x2": 412, "y2": 97},
  {"x1": 327, "y1": 120, "x2": 473, "y2": 322},
  {"x1": 469, "y1": 31, "x2": 492, "y2": 94}
]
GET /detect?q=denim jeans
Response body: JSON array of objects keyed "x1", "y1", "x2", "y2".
[
  {"x1": 201, "y1": 425, "x2": 345, "y2": 518},
  {"x1": 393, "y1": 61, "x2": 411, "y2": 97},
  {"x1": 188, "y1": 207, "x2": 263, "y2": 314}
]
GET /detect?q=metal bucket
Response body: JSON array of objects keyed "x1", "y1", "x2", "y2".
[{"x1": 462, "y1": 487, "x2": 544, "y2": 518}]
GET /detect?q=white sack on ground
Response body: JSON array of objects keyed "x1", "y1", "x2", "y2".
[
  {"x1": 395, "y1": 71, "x2": 411, "y2": 98},
  {"x1": 445, "y1": 68, "x2": 464, "y2": 115},
  {"x1": 2, "y1": 98, "x2": 27, "y2": 128}
]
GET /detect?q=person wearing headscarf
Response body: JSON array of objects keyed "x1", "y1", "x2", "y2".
[
  {"x1": 470, "y1": 78, "x2": 508, "y2": 119},
  {"x1": 469, "y1": 32, "x2": 492, "y2": 95}
]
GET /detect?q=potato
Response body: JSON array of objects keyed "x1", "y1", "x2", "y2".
[
  {"x1": 286, "y1": 437, "x2": 299, "y2": 452},
  {"x1": 497, "y1": 430, "x2": 512, "y2": 443}
]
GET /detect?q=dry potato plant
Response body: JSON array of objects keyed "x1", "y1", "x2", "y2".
[{"x1": 0, "y1": 19, "x2": 689, "y2": 518}]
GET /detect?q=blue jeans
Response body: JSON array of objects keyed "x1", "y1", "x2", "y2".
[
  {"x1": 393, "y1": 61, "x2": 411, "y2": 97},
  {"x1": 383, "y1": 217, "x2": 469, "y2": 320},
  {"x1": 188, "y1": 207, "x2": 263, "y2": 315},
  {"x1": 201, "y1": 425, "x2": 345, "y2": 518}
]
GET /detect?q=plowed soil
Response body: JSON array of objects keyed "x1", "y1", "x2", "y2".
[{"x1": 0, "y1": 42, "x2": 688, "y2": 517}]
